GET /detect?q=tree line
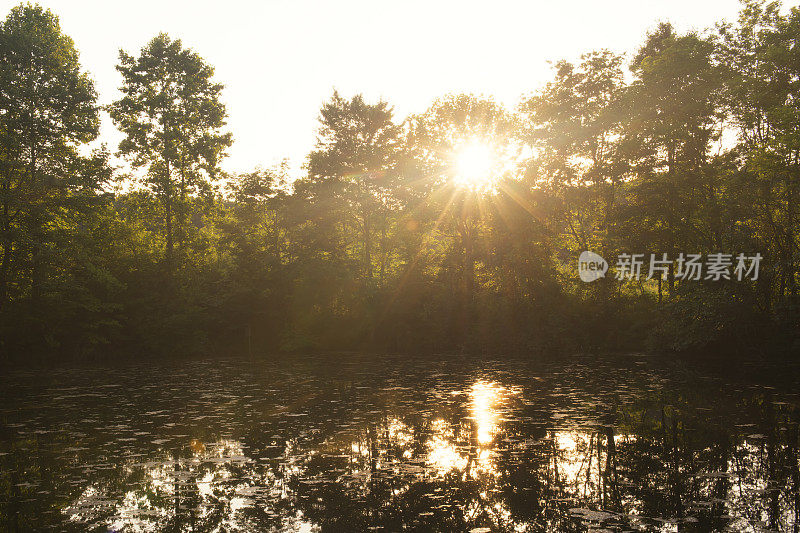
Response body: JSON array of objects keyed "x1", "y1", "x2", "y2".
[{"x1": 1, "y1": 1, "x2": 798, "y2": 361}]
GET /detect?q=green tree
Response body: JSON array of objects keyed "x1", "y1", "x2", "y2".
[
  {"x1": 719, "y1": 0, "x2": 800, "y2": 310},
  {"x1": 519, "y1": 50, "x2": 626, "y2": 269},
  {"x1": 0, "y1": 3, "x2": 101, "y2": 315},
  {"x1": 220, "y1": 165, "x2": 291, "y2": 353},
  {"x1": 623, "y1": 23, "x2": 723, "y2": 297},
  {"x1": 109, "y1": 33, "x2": 232, "y2": 276},
  {"x1": 303, "y1": 91, "x2": 404, "y2": 283}
]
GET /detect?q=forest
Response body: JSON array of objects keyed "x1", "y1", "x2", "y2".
[{"x1": 1, "y1": 0, "x2": 799, "y2": 361}]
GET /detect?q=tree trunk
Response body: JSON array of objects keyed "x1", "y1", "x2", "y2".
[
  {"x1": 362, "y1": 199, "x2": 372, "y2": 281},
  {"x1": 31, "y1": 236, "x2": 41, "y2": 303},
  {"x1": 787, "y1": 177, "x2": 797, "y2": 298},
  {"x1": 0, "y1": 180, "x2": 12, "y2": 312},
  {"x1": 461, "y1": 222, "x2": 475, "y2": 351},
  {"x1": 379, "y1": 212, "x2": 387, "y2": 284},
  {"x1": 165, "y1": 191, "x2": 174, "y2": 275},
  {"x1": 28, "y1": 138, "x2": 42, "y2": 303},
  {"x1": 178, "y1": 163, "x2": 186, "y2": 257},
  {"x1": 165, "y1": 159, "x2": 174, "y2": 275},
  {"x1": 657, "y1": 273, "x2": 663, "y2": 303},
  {"x1": 0, "y1": 238, "x2": 10, "y2": 312}
]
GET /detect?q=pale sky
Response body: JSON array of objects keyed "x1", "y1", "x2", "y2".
[{"x1": 2, "y1": 0, "x2": 751, "y2": 177}]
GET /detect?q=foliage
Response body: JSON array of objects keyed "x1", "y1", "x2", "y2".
[{"x1": 1, "y1": 1, "x2": 799, "y2": 361}]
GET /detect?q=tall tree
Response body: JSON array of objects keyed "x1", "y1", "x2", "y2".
[
  {"x1": 520, "y1": 50, "x2": 626, "y2": 255},
  {"x1": 302, "y1": 91, "x2": 403, "y2": 283},
  {"x1": 109, "y1": 33, "x2": 232, "y2": 275},
  {"x1": 719, "y1": 0, "x2": 800, "y2": 307},
  {"x1": 0, "y1": 4, "x2": 100, "y2": 311},
  {"x1": 624, "y1": 23, "x2": 723, "y2": 296},
  {"x1": 519, "y1": 51, "x2": 627, "y2": 343}
]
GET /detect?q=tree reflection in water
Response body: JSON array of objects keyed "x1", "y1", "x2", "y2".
[{"x1": 1, "y1": 355, "x2": 799, "y2": 531}]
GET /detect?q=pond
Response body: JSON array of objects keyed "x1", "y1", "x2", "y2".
[{"x1": 1, "y1": 354, "x2": 799, "y2": 532}]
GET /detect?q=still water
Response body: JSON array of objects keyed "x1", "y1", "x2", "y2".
[{"x1": 1, "y1": 354, "x2": 799, "y2": 532}]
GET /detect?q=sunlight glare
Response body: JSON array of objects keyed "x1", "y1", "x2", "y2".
[{"x1": 453, "y1": 141, "x2": 497, "y2": 190}]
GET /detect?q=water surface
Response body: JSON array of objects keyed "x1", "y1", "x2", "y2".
[{"x1": 1, "y1": 354, "x2": 799, "y2": 532}]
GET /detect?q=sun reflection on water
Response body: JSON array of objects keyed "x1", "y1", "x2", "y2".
[
  {"x1": 423, "y1": 380, "x2": 516, "y2": 477},
  {"x1": 426, "y1": 418, "x2": 467, "y2": 473},
  {"x1": 469, "y1": 380, "x2": 506, "y2": 445}
]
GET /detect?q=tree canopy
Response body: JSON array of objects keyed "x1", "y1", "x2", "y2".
[{"x1": 1, "y1": 0, "x2": 798, "y2": 361}]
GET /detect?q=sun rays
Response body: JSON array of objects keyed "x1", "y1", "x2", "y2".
[{"x1": 449, "y1": 138, "x2": 519, "y2": 194}]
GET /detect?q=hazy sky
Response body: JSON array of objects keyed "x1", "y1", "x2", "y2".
[{"x1": 2, "y1": 0, "x2": 750, "y2": 176}]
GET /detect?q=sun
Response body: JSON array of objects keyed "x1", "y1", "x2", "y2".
[{"x1": 452, "y1": 140, "x2": 499, "y2": 191}]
